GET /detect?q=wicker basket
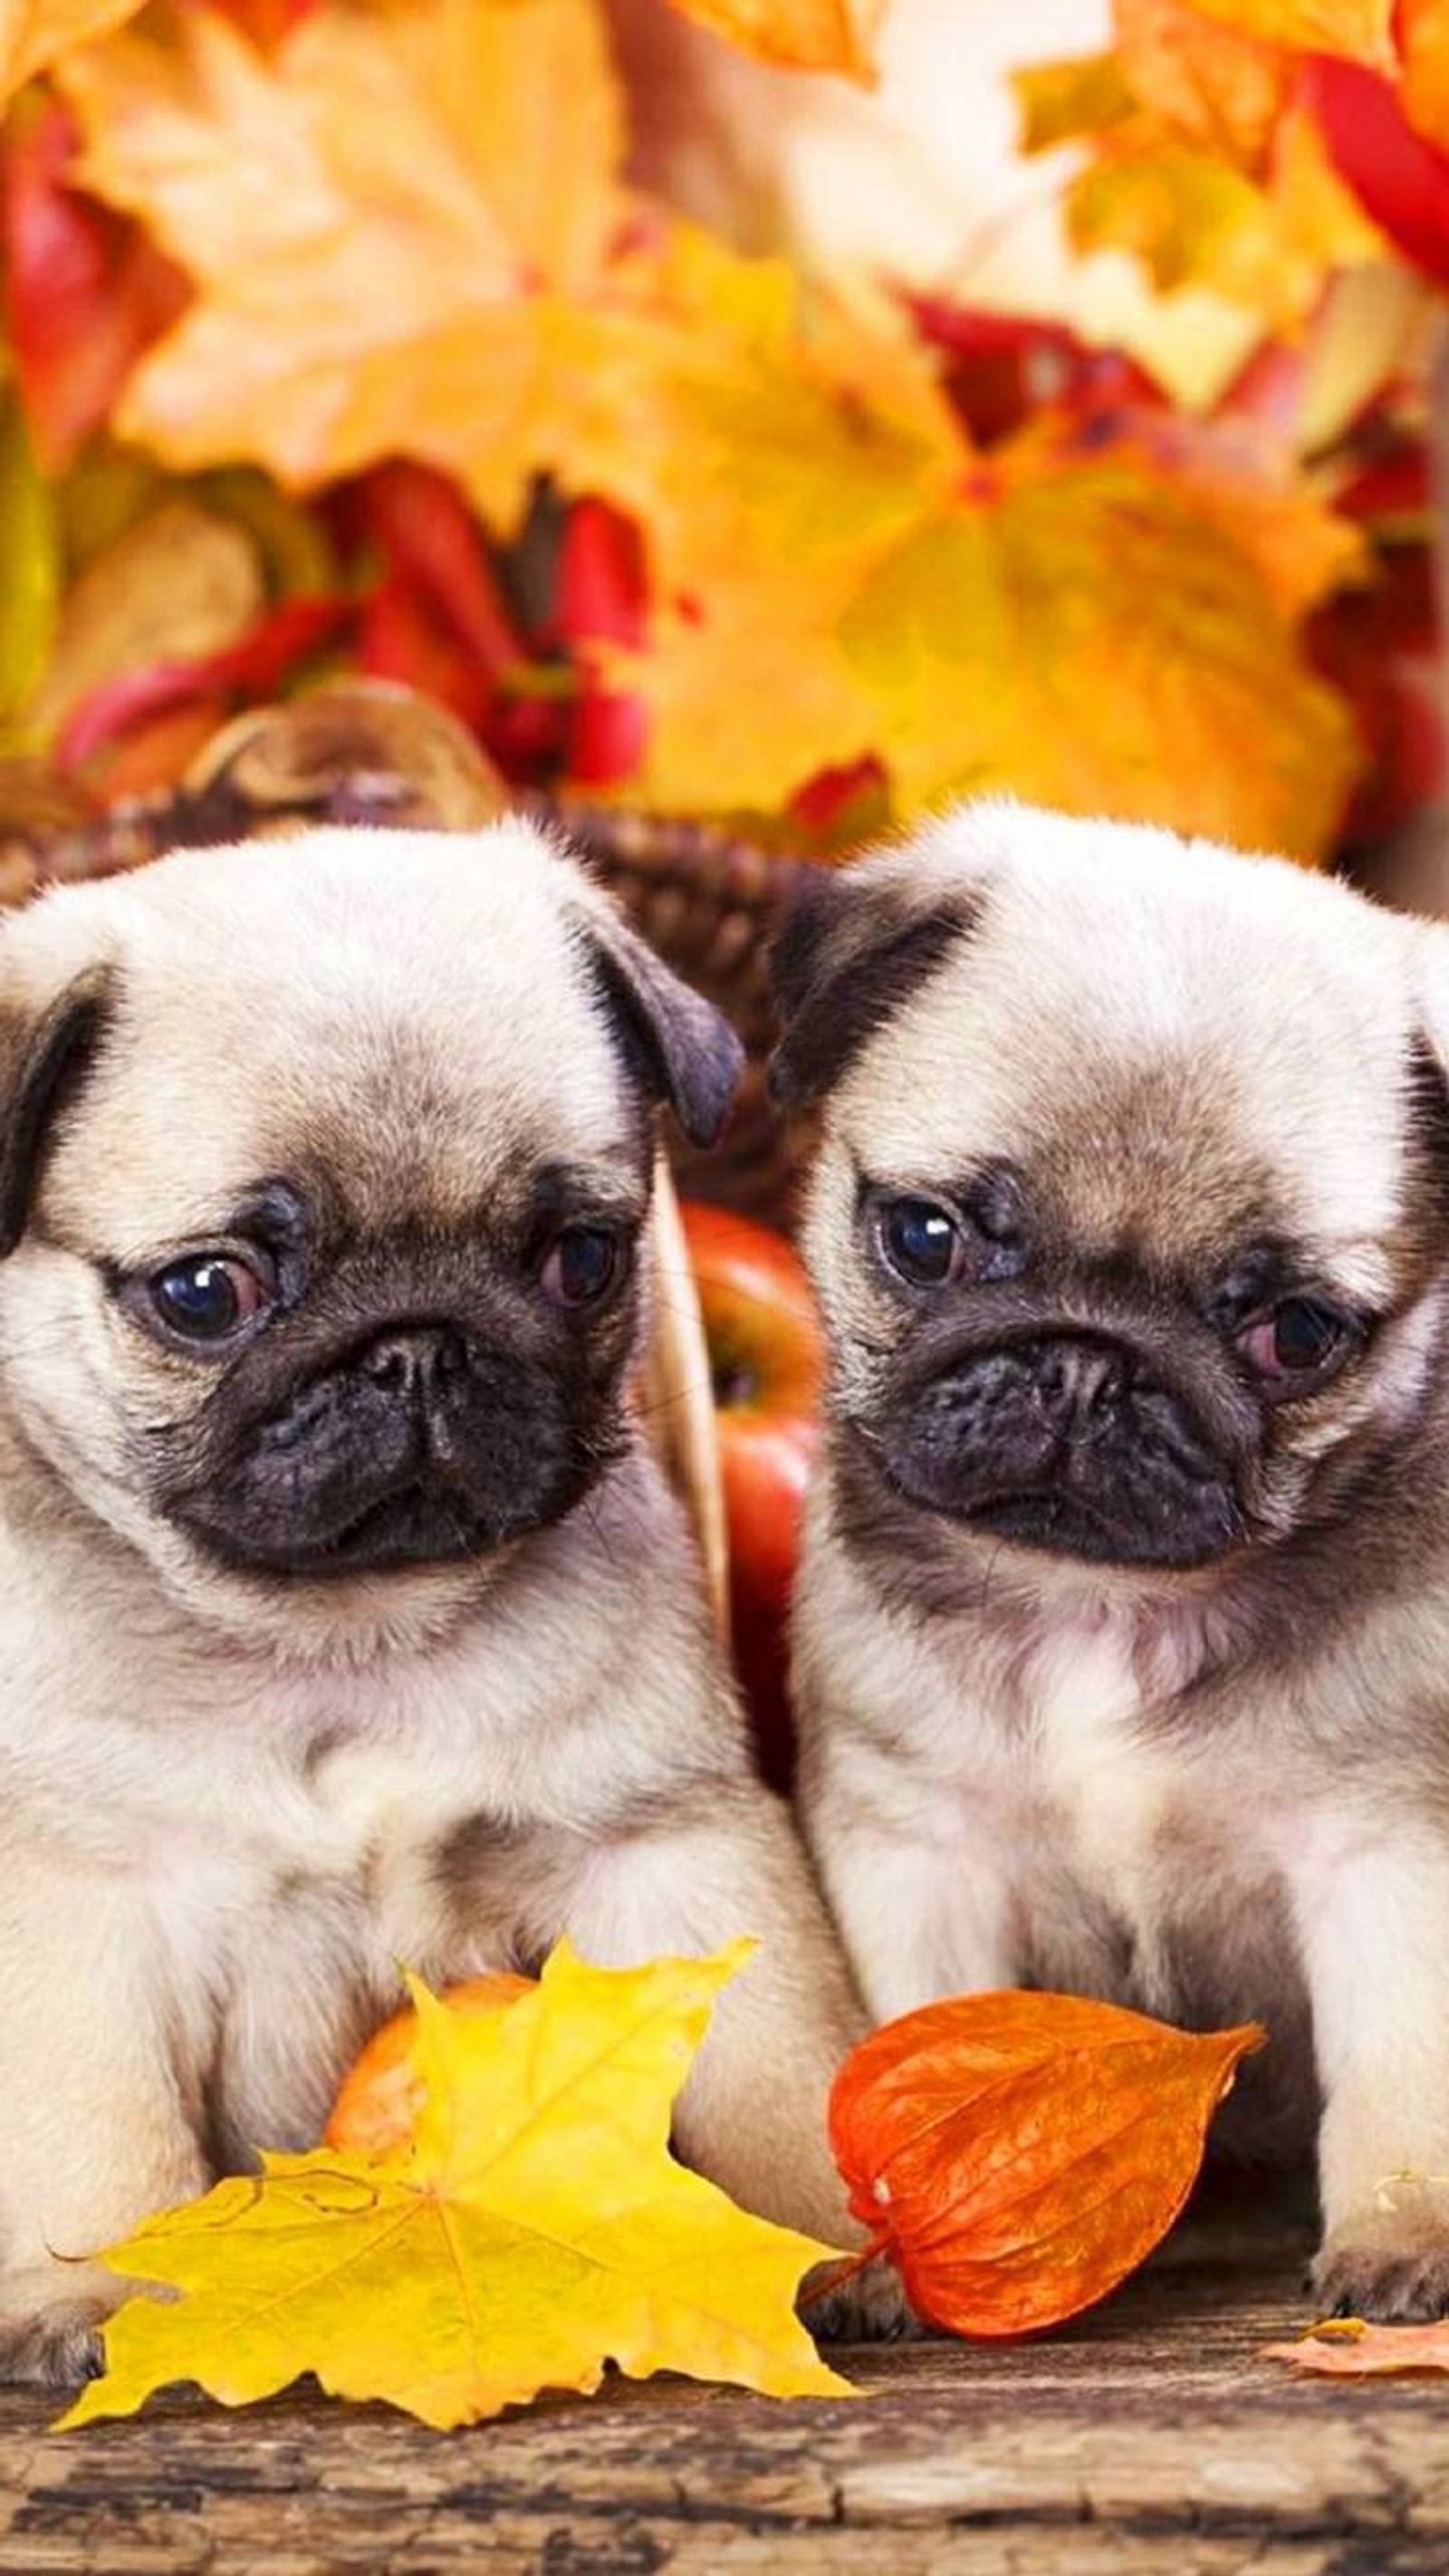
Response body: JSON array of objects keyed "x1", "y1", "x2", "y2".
[{"x1": 0, "y1": 680, "x2": 820, "y2": 1225}]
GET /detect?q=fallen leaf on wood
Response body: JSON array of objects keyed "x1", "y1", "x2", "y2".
[
  {"x1": 830, "y1": 1990, "x2": 1262, "y2": 2337},
  {"x1": 1262, "y1": 2316, "x2": 1449, "y2": 2375},
  {"x1": 60, "y1": 1941, "x2": 850, "y2": 2432}
]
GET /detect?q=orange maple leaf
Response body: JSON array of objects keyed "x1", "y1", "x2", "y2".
[
  {"x1": 59, "y1": 7, "x2": 952, "y2": 596},
  {"x1": 628, "y1": 413, "x2": 1361, "y2": 855}
]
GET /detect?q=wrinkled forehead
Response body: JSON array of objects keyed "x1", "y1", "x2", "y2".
[
  {"x1": 45, "y1": 890, "x2": 637, "y2": 1255},
  {"x1": 833, "y1": 886, "x2": 1423, "y2": 1303}
]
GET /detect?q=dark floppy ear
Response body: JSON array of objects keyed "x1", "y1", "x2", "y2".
[
  {"x1": 575, "y1": 908, "x2": 744, "y2": 1149},
  {"x1": 767, "y1": 865, "x2": 980, "y2": 1110},
  {"x1": 0, "y1": 965, "x2": 113, "y2": 1256}
]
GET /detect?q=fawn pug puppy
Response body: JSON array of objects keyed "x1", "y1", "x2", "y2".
[
  {"x1": 0, "y1": 821, "x2": 880, "y2": 2385},
  {"x1": 775, "y1": 798, "x2": 1449, "y2": 2322}
]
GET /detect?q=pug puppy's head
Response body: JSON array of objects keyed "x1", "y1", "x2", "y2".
[
  {"x1": 771, "y1": 801, "x2": 1449, "y2": 1584},
  {"x1": 0, "y1": 822, "x2": 740, "y2": 1653}
]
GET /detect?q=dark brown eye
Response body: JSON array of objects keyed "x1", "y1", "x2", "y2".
[
  {"x1": 1237, "y1": 1297, "x2": 1352, "y2": 1390},
  {"x1": 148, "y1": 1252, "x2": 273, "y2": 1346},
  {"x1": 877, "y1": 1197, "x2": 963, "y2": 1289},
  {"x1": 541, "y1": 1226, "x2": 623, "y2": 1309}
]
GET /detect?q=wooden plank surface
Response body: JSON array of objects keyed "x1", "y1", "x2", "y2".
[{"x1": 4, "y1": 2222, "x2": 1447, "y2": 2574}]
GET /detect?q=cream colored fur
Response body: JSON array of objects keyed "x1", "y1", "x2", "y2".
[
  {"x1": 792, "y1": 800, "x2": 1449, "y2": 2321},
  {"x1": 0, "y1": 823, "x2": 878, "y2": 2380}
]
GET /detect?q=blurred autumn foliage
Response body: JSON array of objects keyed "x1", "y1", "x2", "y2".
[{"x1": 0, "y1": 0, "x2": 1445, "y2": 858}]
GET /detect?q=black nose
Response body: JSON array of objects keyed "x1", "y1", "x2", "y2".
[
  {"x1": 359, "y1": 1323, "x2": 468, "y2": 1399},
  {"x1": 1036, "y1": 1337, "x2": 1133, "y2": 1425}
]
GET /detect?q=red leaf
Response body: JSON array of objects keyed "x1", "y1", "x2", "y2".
[
  {"x1": 484, "y1": 691, "x2": 571, "y2": 778},
  {"x1": 789, "y1": 752, "x2": 889, "y2": 839},
  {"x1": 906, "y1": 299, "x2": 1163, "y2": 448},
  {"x1": 57, "y1": 594, "x2": 350, "y2": 772},
  {"x1": 554, "y1": 498, "x2": 648, "y2": 649},
  {"x1": 565, "y1": 674, "x2": 646, "y2": 786},
  {"x1": 1309, "y1": 543, "x2": 1444, "y2": 835},
  {"x1": 1334, "y1": 442, "x2": 1432, "y2": 525},
  {"x1": 357, "y1": 462, "x2": 523, "y2": 681},
  {"x1": 1304, "y1": 53, "x2": 1449, "y2": 282},
  {"x1": 1, "y1": 101, "x2": 187, "y2": 475},
  {"x1": 830, "y1": 1991, "x2": 1262, "y2": 2338},
  {"x1": 357, "y1": 573, "x2": 494, "y2": 733}
]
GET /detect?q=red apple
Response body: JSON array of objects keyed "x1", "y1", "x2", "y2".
[{"x1": 679, "y1": 1200, "x2": 822, "y2": 1789}]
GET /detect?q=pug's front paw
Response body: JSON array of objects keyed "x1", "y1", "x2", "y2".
[
  {"x1": 0, "y1": 2291, "x2": 109, "y2": 2388},
  {"x1": 1313, "y1": 2201, "x2": 1449, "y2": 2323},
  {"x1": 802, "y1": 2253, "x2": 928, "y2": 2342}
]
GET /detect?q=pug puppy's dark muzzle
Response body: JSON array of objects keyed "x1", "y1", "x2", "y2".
[
  {"x1": 877, "y1": 1325, "x2": 1248, "y2": 1567},
  {"x1": 162, "y1": 1313, "x2": 603, "y2": 1577}
]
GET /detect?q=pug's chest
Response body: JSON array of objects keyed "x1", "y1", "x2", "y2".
[
  {"x1": 194, "y1": 1765, "x2": 588, "y2": 2160},
  {"x1": 957, "y1": 1639, "x2": 1316, "y2": 2149}
]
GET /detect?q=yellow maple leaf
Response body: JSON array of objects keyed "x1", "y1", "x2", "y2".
[
  {"x1": 56, "y1": 0, "x2": 648, "y2": 486},
  {"x1": 661, "y1": 0, "x2": 885, "y2": 81},
  {"x1": 625, "y1": 418, "x2": 1359, "y2": 858},
  {"x1": 59, "y1": 1941, "x2": 850, "y2": 2433},
  {"x1": 1013, "y1": 51, "x2": 1139, "y2": 151},
  {"x1": 0, "y1": 0, "x2": 144, "y2": 102},
  {"x1": 1062, "y1": 102, "x2": 1382, "y2": 325},
  {"x1": 832, "y1": 437, "x2": 1358, "y2": 859}
]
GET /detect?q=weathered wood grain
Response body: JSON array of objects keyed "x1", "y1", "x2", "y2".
[{"x1": 2, "y1": 2231, "x2": 1446, "y2": 2574}]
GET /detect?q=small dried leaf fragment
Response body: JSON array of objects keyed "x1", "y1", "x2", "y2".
[
  {"x1": 1263, "y1": 2316, "x2": 1449, "y2": 2376},
  {"x1": 830, "y1": 1990, "x2": 1262, "y2": 2337}
]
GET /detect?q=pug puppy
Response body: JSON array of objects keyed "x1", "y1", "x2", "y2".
[
  {"x1": 0, "y1": 820, "x2": 879, "y2": 2384},
  {"x1": 775, "y1": 797, "x2": 1449, "y2": 2322}
]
